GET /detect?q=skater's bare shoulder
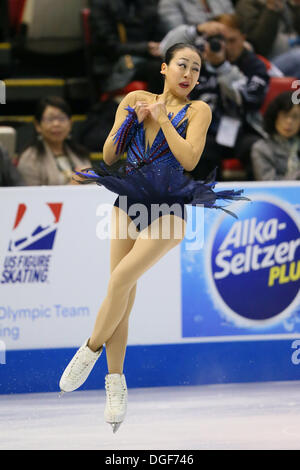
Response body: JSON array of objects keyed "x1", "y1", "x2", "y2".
[
  {"x1": 187, "y1": 100, "x2": 212, "y2": 127},
  {"x1": 189, "y1": 100, "x2": 212, "y2": 116},
  {"x1": 122, "y1": 90, "x2": 155, "y2": 107}
]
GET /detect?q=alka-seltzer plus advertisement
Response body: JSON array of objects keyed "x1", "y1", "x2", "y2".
[{"x1": 182, "y1": 187, "x2": 300, "y2": 337}]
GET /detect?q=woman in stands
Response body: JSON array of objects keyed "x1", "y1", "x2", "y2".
[
  {"x1": 59, "y1": 43, "x2": 247, "y2": 433},
  {"x1": 251, "y1": 91, "x2": 300, "y2": 180},
  {"x1": 18, "y1": 96, "x2": 90, "y2": 185}
]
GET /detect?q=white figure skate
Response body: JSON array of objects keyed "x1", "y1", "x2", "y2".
[
  {"x1": 59, "y1": 339, "x2": 102, "y2": 394},
  {"x1": 104, "y1": 373, "x2": 128, "y2": 433}
]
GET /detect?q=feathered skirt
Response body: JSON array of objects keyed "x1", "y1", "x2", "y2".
[{"x1": 75, "y1": 159, "x2": 248, "y2": 231}]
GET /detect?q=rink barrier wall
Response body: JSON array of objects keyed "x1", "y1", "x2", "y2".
[
  {"x1": 1, "y1": 184, "x2": 300, "y2": 394},
  {"x1": 1, "y1": 340, "x2": 300, "y2": 394}
]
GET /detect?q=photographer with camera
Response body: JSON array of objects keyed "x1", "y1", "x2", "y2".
[{"x1": 160, "y1": 14, "x2": 270, "y2": 179}]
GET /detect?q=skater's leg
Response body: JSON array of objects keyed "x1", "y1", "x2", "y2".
[
  {"x1": 88, "y1": 213, "x2": 186, "y2": 352},
  {"x1": 104, "y1": 205, "x2": 138, "y2": 374},
  {"x1": 105, "y1": 284, "x2": 136, "y2": 374},
  {"x1": 59, "y1": 205, "x2": 137, "y2": 393}
]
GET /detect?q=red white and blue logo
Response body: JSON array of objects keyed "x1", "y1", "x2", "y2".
[
  {"x1": 8, "y1": 202, "x2": 62, "y2": 251},
  {"x1": 1, "y1": 202, "x2": 63, "y2": 284}
]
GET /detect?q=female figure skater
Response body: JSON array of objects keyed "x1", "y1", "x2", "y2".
[{"x1": 59, "y1": 43, "x2": 246, "y2": 433}]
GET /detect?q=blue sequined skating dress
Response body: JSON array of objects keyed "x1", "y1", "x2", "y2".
[{"x1": 76, "y1": 104, "x2": 247, "y2": 231}]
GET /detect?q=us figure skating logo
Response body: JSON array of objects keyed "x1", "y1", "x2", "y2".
[
  {"x1": 1, "y1": 202, "x2": 63, "y2": 284},
  {"x1": 209, "y1": 196, "x2": 300, "y2": 327}
]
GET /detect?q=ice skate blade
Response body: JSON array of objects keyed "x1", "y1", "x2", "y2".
[
  {"x1": 110, "y1": 422, "x2": 122, "y2": 433},
  {"x1": 58, "y1": 390, "x2": 65, "y2": 397}
]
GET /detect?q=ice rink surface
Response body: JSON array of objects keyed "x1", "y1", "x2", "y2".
[{"x1": 1, "y1": 381, "x2": 300, "y2": 450}]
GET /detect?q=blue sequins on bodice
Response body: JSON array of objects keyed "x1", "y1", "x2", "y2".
[{"x1": 125, "y1": 104, "x2": 190, "y2": 174}]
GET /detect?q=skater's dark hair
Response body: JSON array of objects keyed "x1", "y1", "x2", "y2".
[
  {"x1": 164, "y1": 43, "x2": 202, "y2": 65},
  {"x1": 34, "y1": 96, "x2": 72, "y2": 123}
]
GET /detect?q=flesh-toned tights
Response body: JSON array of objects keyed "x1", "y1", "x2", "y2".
[{"x1": 88, "y1": 205, "x2": 186, "y2": 374}]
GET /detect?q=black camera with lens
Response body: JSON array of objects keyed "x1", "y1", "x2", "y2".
[
  {"x1": 196, "y1": 34, "x2": 225, "y2": 53},
  {"x1": 206, "y1": 34, "x2": 225, "y2": 53}
]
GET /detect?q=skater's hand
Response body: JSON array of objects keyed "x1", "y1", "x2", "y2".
[
  {"x1": 146, "y1": 101, "x2": 168, "y2": 123},
  {"x1": 134, "y1": 101, "x2": 150, "y2": 123},
  {"x1": 69, "y1": 168, "x2": 87, "y2": 185}
]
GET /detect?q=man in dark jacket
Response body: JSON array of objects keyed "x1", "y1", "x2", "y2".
[
  {"x1": 0, "y1": 144, "x2": 24, "y2": 186},
  {"x1": 89, "y1": 0, "x2": 165, "y2": 93}
]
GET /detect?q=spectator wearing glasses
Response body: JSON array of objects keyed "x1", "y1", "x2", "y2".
[
  {"x1": 251, "y1": 91, "x2": 300, "y2": 180},
  {"x1": 18, "y1": 96, "x2": 90, "y2": 186}
]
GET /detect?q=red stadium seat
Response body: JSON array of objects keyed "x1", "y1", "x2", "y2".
[
  {"x1": 222, "y1": 76, "x2": 300, "y2": 180},
  {"x1": 100, "y1": 80, "x2": 148, "y2": 102},
  {"x1": 256, "y1": 54, "x2": 283, "y2": 77},
  {"x1": 81, "y1": 7, "x2": 92, "y2": 46},
  {"x1": 260, "y1": 76, "x2": 300, "y2": 115},
  {"x1": 81, "y1": 7, "x2": 96, "y2": 101},
  {"x1": 256, "y1": 54, "x2": 272, "y2": 71},
  {"x1": 221, "y1": 158, "x2": 247, "y2": 181},
  {"x1": 8, "y1": 0, "x2": 26, "y2": 33}
]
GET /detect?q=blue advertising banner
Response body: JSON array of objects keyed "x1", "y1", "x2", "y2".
[{"x1": 181, "y1": 183, "x2": 300, "y2": 340}]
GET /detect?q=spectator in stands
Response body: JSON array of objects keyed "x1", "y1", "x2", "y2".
[
  {"x1": 160, "y1": 14, "x2": 270, "y2": 179},
  {"x1": 89, "y1": 0, "x2": 165, "y2": 94},
  {"x1": 251, "y1": 90, "x2": 300, "y2": 180},
  {"x1": 235, "y1": 0, "x2": 300, "y2": 78},
  {"x1": 18, "y1": 96, "x2": 90, "y2": 186},
  {"x1": 158, "y1": 0, "x2": 234, "y2": 34},
  {"x1": 0, "y1": 142, "x2": 24, "y2": 186}
]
